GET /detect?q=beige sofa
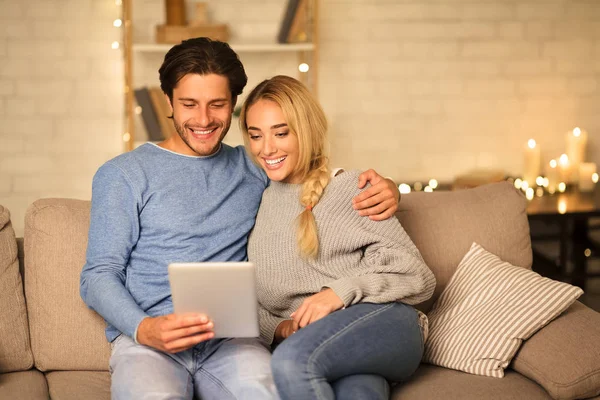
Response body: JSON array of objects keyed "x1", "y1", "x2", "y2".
[{"x1": 1, "y1": 182, "x2": 599, "y2": 400}]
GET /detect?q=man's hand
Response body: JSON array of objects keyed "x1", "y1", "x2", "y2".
[
  {"x1": 353, "y1": 169, "x2": 400, "y2": 221},
  {"x1": 291, "y1": 288, "x2": 344, "y2": 329},
  {"x1": 136, "y1": 313, "x2": 214, "y2": 353}
]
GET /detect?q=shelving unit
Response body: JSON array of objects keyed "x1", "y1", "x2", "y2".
[{"x1": 120, "y1": 0, "x2": 319, "y2": 152}]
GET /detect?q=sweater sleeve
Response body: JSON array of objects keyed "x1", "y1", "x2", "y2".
[
  {"x1": 322, "y1": 173, "x2": 436, "y2": 307},
  {"x1": 79, "y1": 162, "x2": 149, "y2": 340},
  {"x1": 258, "y1": 304, "x2": 286, "y2": 345}
]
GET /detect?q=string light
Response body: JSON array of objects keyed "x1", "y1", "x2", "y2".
[
  {"x1": 424, "y1": 186, "x2": 433, "y2": 193},
  {"x1": 525, "y1": 187, "x2": 534, "y2": 200},
  {"x1": 113, "y1": 19, "x2": 123, "y2": 27},
  {"x1": 123, "y1": 133, "x2": 131, "y2": 142},
  {"x1": 558, "y1": 182, "x2": 566, "y2": 192},
  {"x1": 111, "y1": 41, "x2": 120, "y2": 49},
  {"x1": 535, "y1": 176, "x2": 544, "y2": 186},
  {"x1": 514, "y1": 178, "x2": 523, "y2": 190},
  {"x1": 115, "y1": 0, "x2": 122, "y2": 5},
  {"x1": 398, "y1": 184, "x2": 411, "y2": 194},
  {"x1": 593, "y1": 173, "x2": 599, "y2": 183},
  {"x1": 298, "y1": 63, "x2": 309, "y2": 73},
  {"x1": 428, "y1": 179, "x2": 438, "y2": 189},
  {"x1": 413, "y1": 182, "x2": 423, "y2": 191}
]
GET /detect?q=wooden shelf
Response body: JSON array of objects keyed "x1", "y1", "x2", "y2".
[{"x1": 133, "y1": 42, "x2": 315, "y2": 53}]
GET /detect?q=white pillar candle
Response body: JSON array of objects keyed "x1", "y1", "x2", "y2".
[
  {"x1": 523, "y1": 139, "x2": 540, "y2": 186},
  {"x1": 546, "y1": 159, "x2": 559, "y2": 193},
  {"x1": 578, "y1": 162, "x2": 597, "y2": 192},
  {"x1": 566, "y1": 127, "x2": 588, "y2": 182}
]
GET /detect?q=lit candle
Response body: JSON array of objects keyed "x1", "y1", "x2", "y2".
[
  {"x1": 523, "y1": 139, "x2": 540, "y2": 186},
  {"x1": 578, "y1": 162, "x2": 597, "y2": 192},
  {"x1": 546, "y1": 159, "x2": 559, "y2": 194},
  {"x1": 566, "y1": 127, "x2": 588, "y2": 182},
  {"x1": 558, "y1": 154, "x2": 570, "y2": 183}
]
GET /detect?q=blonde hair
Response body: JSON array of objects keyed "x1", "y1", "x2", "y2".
[{"x1": 240, "y1": 75, "x2": 329, "y2": 258}]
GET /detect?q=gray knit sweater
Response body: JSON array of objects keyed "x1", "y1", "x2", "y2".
[{"x1": 248, "y1": 170, "x2": 436, "y2": 344}]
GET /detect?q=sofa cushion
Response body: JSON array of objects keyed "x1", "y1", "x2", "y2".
[
  {"x1": 512, "y1": 301, "x2": 600, "y2": 400},
  {"x1": 392, "y1": 364, "x2": 551, "y2": 400},
  {"x1": 423, "y1": 243, "x2": 582, "y2": 378},
  {"x1": 0, "y1": 205, "x2": 34, "y2": 373},
  {"x1": 0, "y1": 370, "x2": 49, "y2": 400},
  {"x1": 24, "y1": 199, "x2": 110, "y2": 371},
  {"x1": 396, "y1": 181, "x2": 532, "y2": 313},
  {"x1": 46, "y1": 371, "x2": 110, "y2": 400}
]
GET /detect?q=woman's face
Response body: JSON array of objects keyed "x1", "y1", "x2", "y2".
[{"x1": 246, "y1": 99, "x2": 302, "y2": 184}]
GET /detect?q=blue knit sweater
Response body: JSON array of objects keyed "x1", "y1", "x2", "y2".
[{"x1": 80, "y1": 143, "x2": 268, "y2": 342}]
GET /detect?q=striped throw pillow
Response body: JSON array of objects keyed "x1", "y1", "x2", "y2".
[{"x1": 423, "y1": 242, "x2": 583, "y2": 378}]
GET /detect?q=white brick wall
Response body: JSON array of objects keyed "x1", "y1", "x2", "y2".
[
  {"x1": 1, "y1": 0, "x2": 599, "y2": 235},
  {"x1": 0, "y1": 0, "x2": 123, "y2": 236},
  {"x1": 320, "y1": 0, "x2": 600, "y2": 183}
]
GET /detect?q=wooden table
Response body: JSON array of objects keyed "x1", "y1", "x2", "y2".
[{"x1": 527, "y1": 186, "x2": 600, "y2": 289}]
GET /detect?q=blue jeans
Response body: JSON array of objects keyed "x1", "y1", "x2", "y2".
[
  {"x1": 271, "y1": 302, "x2": 423, "y2": 400},
  {"x1": 110, "y1": 335, "x2": 278, "y2": 400}
]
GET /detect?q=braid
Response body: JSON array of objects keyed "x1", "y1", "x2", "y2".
[{"x1": 297, "y1": 157, "x2": 330, "y2": 258}]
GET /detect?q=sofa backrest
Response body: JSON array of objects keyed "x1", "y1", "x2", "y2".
[
  {"x1": 395, "y1": 181, "x2": 532, "y2": 313},
  {"x1": 0, "y1": 205, "x2": 34, "y2": 373},
  {"x1": 24, "y1": 199, "x2": 110, "y2": 372}
]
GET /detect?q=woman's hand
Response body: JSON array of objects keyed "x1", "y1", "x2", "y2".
[
  {"x1": 274, "y1": 319, "x2": 297, "y2": 343},
  {"x1": 353, "y1": 169, "x2": 400, "y2": 221},
  {"x1": 291, "y1": 288, "x2": 344, "y2": 329}
]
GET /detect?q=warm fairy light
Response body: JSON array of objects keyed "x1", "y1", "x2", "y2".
[
  {"x1": 548, "y1": 186, "x2": 556, "y2": 194},
  {"x1": 123, "y1": 133, "x2": 131, "y2": 142},
  {"x1": 521, "y1": 180, "x2": 529, "y2": 190},
  {"x1": 514, "y1": 178, "x2": 523, "y2": 190},
  {"x1": 115, "y1": 0, "x2": 122, "y2": 5},
  {"x1": 535, "y1": 176, "x2": 544, "y2": 186},
  {"x1": 573, "y1": 127, "x2": 581, "y2": 137},
  {"x1": 298, "y1": 63, "x2": 309, "y2": 73},
  {"x1": 543, "y1": 177, "x2": 549, "y2": 187},
  {"x1": 593, "y1": 173, "x2": 599, "y2": 183},
  {"x1": 536, "y1": 187, "x2": 544, "y2": 197},
  {"x1": 111, "y1": 41, "x2": 120, "y2": 49},
  {"x1": 558, "y1": 199, "x2": 567, "y2": 214},
  {"x1": 429, "y1": 179, "x2": 438, "y2": 189},
  {"x1": 549, "y1": 159, "x2": 557, "y2": 168},
  {"x1": 527, "y1": 139, "x2": 537, "y2": 149},
  {"x1": 525, "y1": 187, "x2": 534, "y2": 200},
  {"x1": 558, "y1": 182, "x2": 566, "y2": 192},
  {"x1": 399, "y1": 184, "x2": 411, "y2": 194},
  {"x1": 135, "y1": 106, "x2": 142, "y2": 115},
  {"x1": 413, "y1": 182, "x2": 423, "y2": 191},
  {"x1": 424, "y1": 186, "x2": 433, "y2": 193},
  {"x1": 559, "y1": 154, "x2": 569, "y2": 166},
  {"x1": 584, "y1": 249, "x2": 592, "y2": 257},
  {"x1": 113, "y1": 19, "x2": 123, "y2": 27}
]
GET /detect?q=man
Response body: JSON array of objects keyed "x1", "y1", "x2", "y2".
[{"x1": 80, "y1": 37, "x2": 400, "y2": 400}]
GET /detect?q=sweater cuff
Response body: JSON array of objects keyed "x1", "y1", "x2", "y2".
[
  {"x1": 260, "y1": 316, "x2": 287, "y2": 345},
  {"x1": 323, "y1": 279, "x2": 360, "y2": 307}
]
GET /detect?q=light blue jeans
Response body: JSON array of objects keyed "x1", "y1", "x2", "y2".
[
  {"x1": 110, "y1": 335, "x2": 278, "y2": 400},
  {"x1": 271, "y1": 302, "x2": 423, "y2": 400}
]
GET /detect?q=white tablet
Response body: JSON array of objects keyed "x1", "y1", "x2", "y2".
[{"x1": 168, "y1": 262, "x2": 259, "y2": 338}]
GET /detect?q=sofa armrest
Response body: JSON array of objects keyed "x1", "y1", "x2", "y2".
[{"x1": 511, "y1": 301, "x2": 600, "y2": 400}]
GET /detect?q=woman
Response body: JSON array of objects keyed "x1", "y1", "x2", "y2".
[{"x1": 240, "y1": 75, "x2": 436, "y2": 400}]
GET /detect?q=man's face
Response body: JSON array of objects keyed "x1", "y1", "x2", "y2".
[{"x1": 168, "y1": 73, "x2": 235, "y2": 157}]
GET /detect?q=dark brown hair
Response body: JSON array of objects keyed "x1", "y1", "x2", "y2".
[{"x1": 158, "y1": 37, "x2": 247, "y2": 103}]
